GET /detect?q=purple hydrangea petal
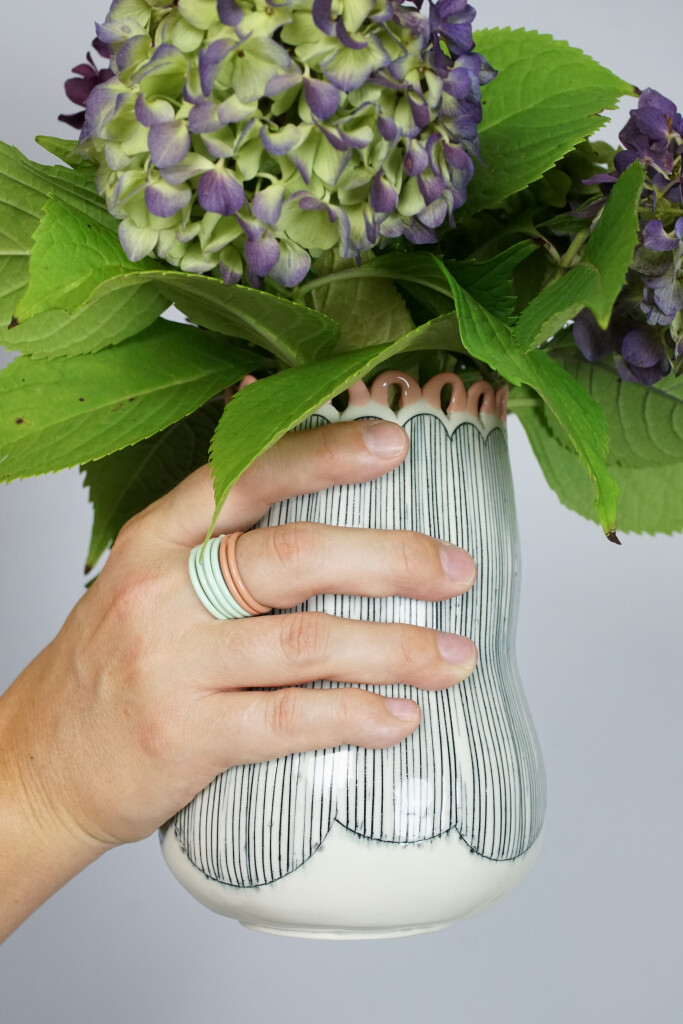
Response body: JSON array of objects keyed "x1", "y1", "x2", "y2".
[
  {"x1": 642, "y1": 220, "x2": 679, "y2": 252},
  {"x1": 217, "y1": 0, "x2": 244, "y2": 27},
  {"x1": 197, "y1": 167, "x2": 246, "y2": 215},
  {"x1": 614, "y1": 149, "x2": 639, "y2": 174},
  {"x1": 418, "y1": 172, "x2": 446, "y2": 205},
  {"x1": 114, "y1": 35, "x2": 150, "y2": 75},
  {"x1": 572, "y1": 310, "x2": 617, "y2": 362},
  {"x1": 159, "y1": 153, "x2": 213, "y2": 185},
  {"x1": 145, "y1": 181, "x2": 192, "y2": 217},
  {"x1": 217, "y1": 95, "x2": 258, "y2": 125},
  {"x1": 304, "y1": 77, "x2": 341, "y2": 120},
  {"x1": 336, "y1": 21, "x2": 367, "y2": 50},
  {"x1": 65, "y1": 74, "x2": 96, "y2": 107},
  {"x1": 135, "y1": 94, "x2": 174, "y2": 127},
  {"x1": 638, "y1": 88, "x2": 678, "y2": 121},
  {"x1": 244, "y1": 234, "x2": 281, "y2": 276},
  {"x1": 632, "y1": 107, "x2": 670, "y2": 142},
  {"x1": 370, "y1": 172, "x2": 398, "y2": 213},
  {"x1": 91, "y1": 36, "x2": 110, "y2": 60},
  {"x1": 80, "y1": 82, "x2": 120, "y2": 139},
  {"x1": 312, "y1": 0, "x2": 335, "y2": 35},
  {"x1": 648, "y1": 275, "x2": 683, "y2": 321},
  {"x1": 618, "y1": 353, "x2": 670, "y2": 385},
  {"x1": 378, "y1": 114, "x2": 399, "y2": 141},
  {"x1": 219, "y1": 248, "x2": 243, "y2": 285},
  {"x1": 675, "y1": 217, "x2": 683, "y2": 241},
  {"x1": 118, "y1": 219, "x2": 158, "y2": 262},
  {"x1": 621, "y1": 327, "x2": 666, "y2": 367},
  {"x1": 188, "y1": 103, "x2": 222, "y2": 133},
  {"x1": 259, "y1": 123, "x2": 302, "y2": 156},
  {"x1": 442, "y1": 142, "x2": 474, "y2": 182},
  {"x1": 403, "y1": 141, "x2": 429, "y2": 176},
  {"x1": 418, "y1": 196, "x2": 449, "y2": 229},
  {"x1": 269, "y1": 238, "x2": 311, "y2": 287},
  {"x1": 403, "y1": 220, "x2": 437, "y2": 245},
  {"x1": 148, "y1": 120, "x2": 191, "y2": 169},
  {"x1": 199, "y1": 39, "x2": 233, "y2": 96},
  {"x1": 408, "y1": 95, "x2": 431, "y2": 130},
  {"x1": 252, "y1": 184, "x2": 284, "y2": 226},
  {"x1": 95, "y1": 18, "x2": 142, "y2": 45},
  {"x1": 264, "y1": 73, "x2": 303, "y2": 97}
]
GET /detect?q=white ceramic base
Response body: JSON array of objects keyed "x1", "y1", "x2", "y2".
[{"x1": 162, "y1": 819, "x2": 542, "y2": 940}]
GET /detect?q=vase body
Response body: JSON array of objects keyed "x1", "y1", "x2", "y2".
[{"x1": 161, "y1": 372, "x2": 546, "y2": 939}]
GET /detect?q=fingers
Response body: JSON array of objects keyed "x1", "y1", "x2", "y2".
[
  {"x1": 184, "y1": 612, "x2": 478, "y2": 692},
  {"x1": 197, "y1": 686, "x2": 423, "y2": 769},
  {"x1": 235, "y1": 522, "x2": 477, "y2": 607},
  {"x1": 142, "y1": 419, "x2": 410, "y2": 547}
]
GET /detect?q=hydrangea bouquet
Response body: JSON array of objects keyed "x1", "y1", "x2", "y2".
[{"x1": 1, "y1": 0, "x2": 682, "y2": 569}]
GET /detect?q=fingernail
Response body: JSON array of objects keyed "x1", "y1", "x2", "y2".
[
  {"x1": 363, "y1": 420, "x2": 406, "y2": 458},
  {"x1": 385, "y1": 697, "x2": 421, "y2": 723},
  {"x1": 438, "y1": 542, "x2": 476, "y2": 585},
  {"x1": 437, "y1": 633, "x2": 477, "y2": 670}
]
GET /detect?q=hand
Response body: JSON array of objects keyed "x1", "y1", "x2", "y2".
[{"x1": 0, "y1": 418, "x2": 477, "y2": 935}]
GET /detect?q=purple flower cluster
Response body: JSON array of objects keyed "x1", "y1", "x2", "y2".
[
  {"x1": 574, "y1": 89, "x2": 683, "y2": 383},
  {"x1": 75, "y1": 0, "x2": 494, "y2": 288},
  {"x1": 59, "y1": 38, "x2": 113, "y2": 131}
]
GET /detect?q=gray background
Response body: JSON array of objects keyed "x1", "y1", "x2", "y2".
[{"x1": 1, "y1": 2, "x2": 681, "y2": 1021}]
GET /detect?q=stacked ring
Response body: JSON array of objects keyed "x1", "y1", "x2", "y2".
[{"x1": 188, "y1": 533, "x2": 272, "y2": 620}]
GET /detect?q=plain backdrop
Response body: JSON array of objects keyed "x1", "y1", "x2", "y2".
[{"x1": 1, "y1": 2, "x2": 682, "y2": 1022}]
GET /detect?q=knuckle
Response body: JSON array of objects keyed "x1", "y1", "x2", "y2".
[
  {"x1": 266, "y1": 688, "x2": 302, "y2": 737},
  {"x1": 278, "y1": 611, "x2": 329, "y2": 672},
  {"x1": 269, "y1": 521, "x2": 319, "y2": 576},
  {"x1": 393, "y1": 531, "x2": 425, "y2": 586},
  {"x1": 396, "y1": 625, "x2": 421, "y2": 673},
  {"x1": 106, "y1": 568, "x2": 164, "y2": 628},
  {"x1": 136, "y1": 700, "x2": 185, "y2": 762},
  {"x1": 111, "y1": 511, "x2": 147, "y2": 554}
]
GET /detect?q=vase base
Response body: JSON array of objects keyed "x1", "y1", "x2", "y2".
[
  {"x1": 239, "y1": 920, "x2": 452, "y2": 941},
  {"x1": 162, "y1": 819, "x2": 542, "y2": 939}
]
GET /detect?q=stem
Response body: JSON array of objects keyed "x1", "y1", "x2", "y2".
[{"x1": 560, "y1": 229, "x2": 590, "y2": 268}]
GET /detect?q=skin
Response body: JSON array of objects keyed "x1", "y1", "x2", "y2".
[{"x1": 0, "y1": 419, "x2": 477, "y2": 942}]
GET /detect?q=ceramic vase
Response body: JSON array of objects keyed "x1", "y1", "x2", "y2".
[{"x1": 161, "y1": 371, "x2": 546, "y2": 939}]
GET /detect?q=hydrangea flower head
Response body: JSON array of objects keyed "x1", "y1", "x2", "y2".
[{"x1": 79, "y1": 0, "x2": 494, "y2": 286}]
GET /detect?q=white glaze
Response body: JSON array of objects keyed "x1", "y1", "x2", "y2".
[{"x1": 161, "y1": 818, "x2": 542, "y2": 940}]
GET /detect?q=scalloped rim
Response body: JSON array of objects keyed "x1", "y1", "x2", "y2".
[{"x1": 237, "y1": 371, "x2": 508, "y2": 435}]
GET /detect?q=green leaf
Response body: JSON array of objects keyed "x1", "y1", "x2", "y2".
[
  {"x1": 0, "y1": 256, "x2": 28, "y2": 329},
  {"x1": 83, "y1": 398, "x2": 223, "y2": 570},
  {"x1": 13, "y1": 196, "x2": 339, "y2": 363},
  {"x1": 440, "y1": 268, "x2": 619, "y2": 535},
  {"x1": 546, "y1": 354, "x2": 683, "y2": 468},
  {"x1": 15, "y1": 197, "x2": 161, "y2": 321},
  {"x1": 467, "y1": 27, "x2": 634, "y2": 214},
  {"x1": 157, "y1": 274, "x2": 340, "y2": 366},
  {"x1": 307, "y1": 273, "x2": 414, "y2": 352},
  {"x1": 514, "y1": 162, "x2": 644, "y2": 351},
  {"x1": 207, "y1": 311, "x2": 464, "y2": 530},
  {"x1": 448, "y1": 240, "x2": 538, "y2": 323},
  {"x1": 298, "y1": 242, "x2": 536, "y2": 326},
  {"x1": 35, "y1": 135, "x2": 96, "y2": 173},
  {"x1": 0, "y1": 320, "x2": 261, "y2": 481},
  {"x1": 6, "y1": 284, "x2": 170, "y2": 359},
  {"x1": 0, "y1": 141, "x2": 111, "y2": 231},
  {"x1": 0, "y1": 142, "x2": 113, "y2": 330},
  {"x1": 514, "y1": 392, "x2": 683, "y2": 535}
]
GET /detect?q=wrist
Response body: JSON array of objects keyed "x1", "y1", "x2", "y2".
[{"x1": 0, "y1": 655, "x2": 111, "y2": 942}]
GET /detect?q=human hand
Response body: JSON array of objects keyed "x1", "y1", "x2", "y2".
[{"x1": 0, "y1": 419, "x2": 477, "y2": 898}]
